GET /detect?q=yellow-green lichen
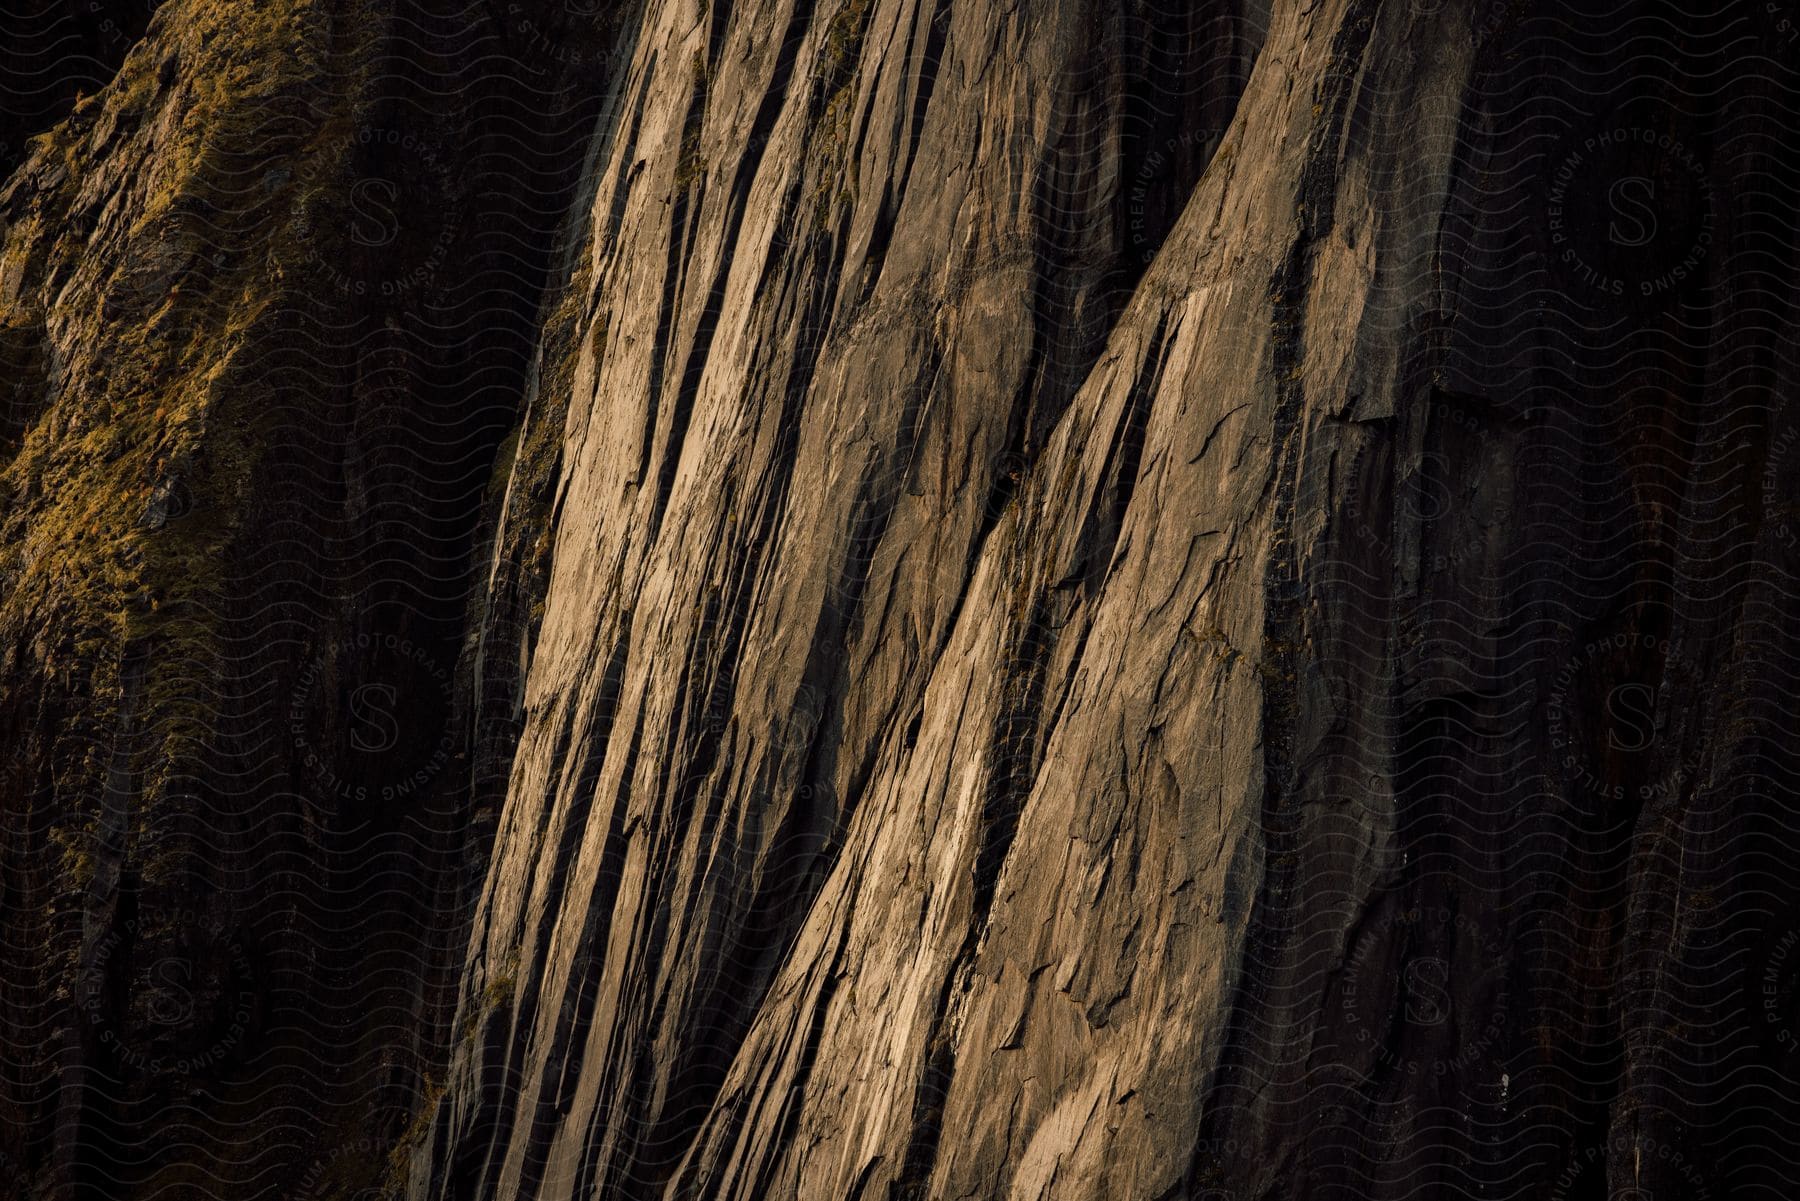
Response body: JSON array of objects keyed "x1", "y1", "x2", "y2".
[
  {"x1": 808, "y1": 0, "x2": 874, "y2": 230},
  {"x1": 0, "y1": 0, "x2": 368, "y2": 899}
]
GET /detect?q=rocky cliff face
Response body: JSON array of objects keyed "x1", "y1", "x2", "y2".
[
  {"x1": 0, "y1": 0, "x2": 615, "y2": 1193},
  {"x1": 5, "y1": 0, "x2": 1800, "y2": 1198}
]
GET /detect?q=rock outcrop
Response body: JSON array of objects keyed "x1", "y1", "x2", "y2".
[
  {"x1": 0, "y1": 0, "x2": 613, "y2": 1193},
  {"x1": 5, "y1": 0, "x2": 1800, "y2": 1198}
]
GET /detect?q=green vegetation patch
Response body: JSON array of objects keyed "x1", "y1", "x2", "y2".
[{"x1": 0, "y1": 0, "x2": 362, "y2": 889}]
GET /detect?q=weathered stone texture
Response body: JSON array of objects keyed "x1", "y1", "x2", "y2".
[{"x1": 7, "y1": 0, "x2": 1800, "y2": 1197}]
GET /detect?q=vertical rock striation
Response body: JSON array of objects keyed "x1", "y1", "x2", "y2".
[
  {"x1": 406, "y1": 0, "x2": 1263, "y2": 1195},
  {"x1": 412, "y1": 0, "x2": 1800, "y2": 1198},
  {"x1": 4, "y1": 0, "x2": 1800, "y2": 1198}
]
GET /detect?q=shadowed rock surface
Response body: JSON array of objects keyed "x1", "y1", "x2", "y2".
[
  {"x1": 0, "y1": 0, "x2": 615, "y2": 1193},
  {"x1": 4, "y1": 0, "x2": 1800, "y2": 1199}
]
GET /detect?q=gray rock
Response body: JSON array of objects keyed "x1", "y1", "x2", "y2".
[
  {"x1": 6, "y1": 0, "x2": 1800, "y2": 1197},
  {"x1": 411, "y1": 0, "x2": 1800, "y2": 1198}
]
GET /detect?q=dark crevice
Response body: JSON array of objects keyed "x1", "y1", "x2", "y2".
[
  {"x1": 898, "y1": 0, "x2": 949, "y2": 198},
  {"x1": 974, "y1": 595, "x2": 1055, "y2": 920},
  {"x1": 740, "y1": 939, "x2": 846, "y2": 1201},
  {"x1": 514, "y1": 786, "x2": 631, "y2": 1201},
  {"x1": 648, "y1": 8, "x2": 809, "y2": 542},
  {"x1": 648, "y1": 263, "x2": 727, "y2": 539},
  {"x1": 603, "y1": 75, "x2": 655, "y2": 258},
  {"x1": 1084, "y1": 310, "x2": 1170, "y2": 588},
  {"x1": 889, "y1": 944, "x2": 971, "y2": 1201},
  {"x1": 891, "y1": 579, "x2": 1057, "y2": 1199},
  {"x1": 1182, "y1": 0, "x2": 1381, "y2": 1192}
]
